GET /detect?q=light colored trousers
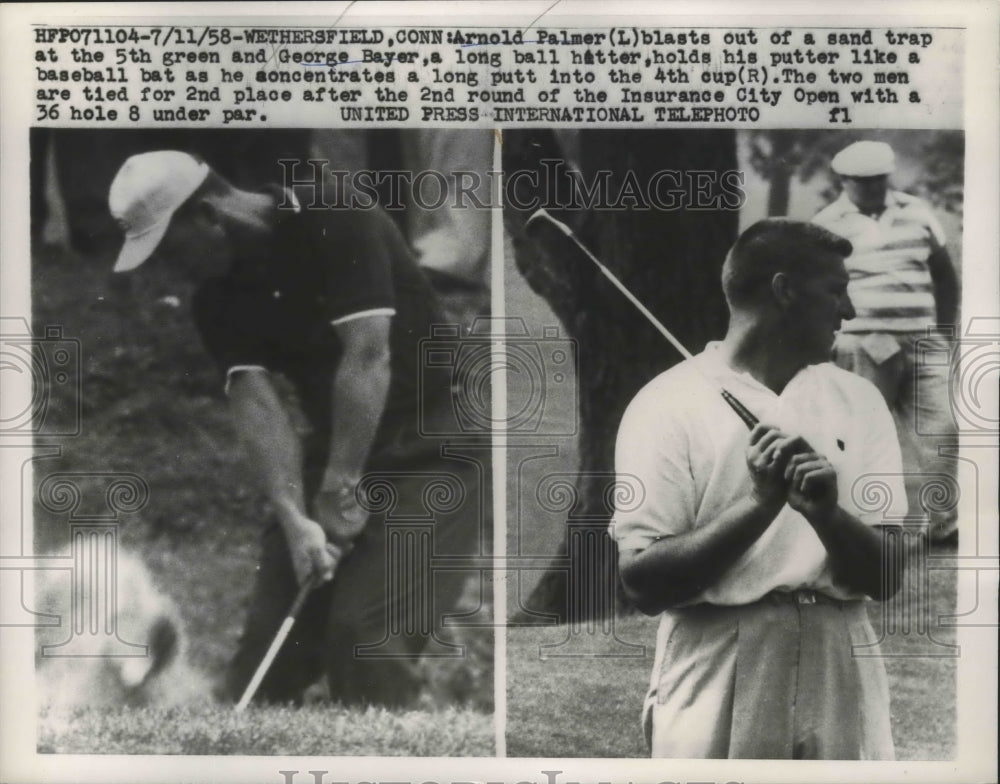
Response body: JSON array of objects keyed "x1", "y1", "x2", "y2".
[{"x1": 644, "y1": 592, "x2": 895, "y2": 760}]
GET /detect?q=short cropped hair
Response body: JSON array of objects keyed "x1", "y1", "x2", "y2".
[
  {"x1": 171, "y1": 165, "x2": 230, "y2": 220},
  {"x1": 721, "y1": 219, "x2": 852, "y2": 308}
]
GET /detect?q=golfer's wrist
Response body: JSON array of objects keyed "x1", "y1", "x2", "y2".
[
  {"x1": 749, "y1": 486, "x2": 784, "y2": 515},
  {"x1": 325, "y1": 528, "x2": 358, "y2": 555},
  {"x1": 320, "y1": 472, "x2": 362, "y2": 502},
  {"x1": 320, "y1": 464, "x2": 360, "y2": 488},
  {"x1": 314, "y1": 481, "x2": 368, "y2": 545},
  {"x1": 319, "y1": 505, "x2": 368, "y2": 542},
  {"x1": 277, "y1": 513, "x2": 317, "y2": 544},
  {"x1": 273, "y1": 496, "x2": 310, "y2": 532},
  {"x1": 318, "y1": 472, "x2": 365, "y2": 513},
  {"x1": 803, "y1": 503, "x2": 839, "y2": 530}
]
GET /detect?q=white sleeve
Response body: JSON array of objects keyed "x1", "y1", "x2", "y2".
[
  {"x1": 924, "y1": 206, "x2": 948, "y2": 248},
  {"x1": 610, "y1": 383, "x2": 698, "y2": 552},
  {"x1": 224, "y1": 365, "x2": 268, "y2": 396},
  {"x1": 330, "y1": 307, "x2": 396, "y2": 327}
]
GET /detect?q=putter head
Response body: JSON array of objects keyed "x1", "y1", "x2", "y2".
[{"x1": 525, "y1": 208, "x2": 573, "y2": 237}]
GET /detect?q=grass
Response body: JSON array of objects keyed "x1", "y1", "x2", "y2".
[
  {"x1": 39, "y1": 704, "x2": 494, "y2": 756},
  {"x1": 506, "y1": 615, "x2": 652, "y2": 759},
  {"x1": 506, "y1": 561, "x2": 958, "y2": 759},
  {"x1": 32, "y1": 244, "x2": 259, "y2": 681}
]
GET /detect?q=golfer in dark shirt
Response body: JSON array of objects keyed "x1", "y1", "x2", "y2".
[{"x1": 108, "y1": 150, "x2": 479, "y2": 706}]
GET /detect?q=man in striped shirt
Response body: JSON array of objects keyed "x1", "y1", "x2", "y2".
[{"x1": 812, "y1": 140, "x2": 959, "y2": 543}]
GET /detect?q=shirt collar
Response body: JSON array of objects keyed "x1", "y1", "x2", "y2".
[
  {"x1": 698, "y1": 341, "x2": 822, "y2": 398},
  {"x1": 699, "y1": 341, "x2": 772, "y2": 393},
  {"x1": 220, "y1": 186, "x2": 299, "y2": 285},
  {"x1": 831, "y1": 189, "x2": 903, "y2": 219}
]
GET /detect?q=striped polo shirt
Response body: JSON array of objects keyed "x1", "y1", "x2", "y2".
[{"x1": 812, "y1": 190, "x2": 946, "y2": 333}]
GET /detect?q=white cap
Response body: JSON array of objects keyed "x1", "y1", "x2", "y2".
[
  {"x1": 831, "y1": 141, "x2": 895, "y2": 177},
  {"x1": 108, "y1": 151, "x2": 209, "y2": 272}
]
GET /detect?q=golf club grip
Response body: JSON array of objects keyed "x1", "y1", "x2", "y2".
[
  {"x1": 288, "y1": 572, "x2": 319, "y2": 619},
  {"x1": 721, "y1": 390, "x2": 828, "y2": 500},
  {"x1": 721, "y1": 389, "x2": 760, "y2": 430}
]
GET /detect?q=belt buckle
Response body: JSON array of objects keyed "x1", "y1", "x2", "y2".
[{"x1": 795, "y1": 590, "x2": 817, "y2": 605}]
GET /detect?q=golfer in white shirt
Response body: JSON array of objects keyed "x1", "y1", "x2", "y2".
[{"x1": 613, "y1": 219, "x2": 906, "y2": 759}]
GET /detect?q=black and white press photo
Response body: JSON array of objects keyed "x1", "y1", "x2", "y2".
[
  {"x1": 27, "y1": 127, "x2": 495, "y2": 755},
  {"x1": 503, "y1": 128, "x2": 967, "y2": 760},
  {"x1": 1, "y1": 3, "x2": 997, "y2": 783}
]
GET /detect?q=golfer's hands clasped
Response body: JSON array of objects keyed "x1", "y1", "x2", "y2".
[
  {"x1": 784, "y1": 451, "x2": 838, "y2": 521},
  {"x1": 746, "y1": 423, "x2": 838, "y2": 521},
  {"x1": 314, "y1": 486, "x2": 368, "y2": 547},
  {"x1": 285, "y1": 514, "x2": 345, "y2": 588},
  {"x1": 746, "y1": 423, "x2": 796, "y2": 507}
]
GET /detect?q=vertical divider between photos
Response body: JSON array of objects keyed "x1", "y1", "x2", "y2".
[{"x1": 490, "y1": 126, "x2": 507, "y2": 757}]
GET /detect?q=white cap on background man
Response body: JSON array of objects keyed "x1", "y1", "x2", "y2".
[{"x1": 830, "y1": 141, "x2": 896, "y2": 178}]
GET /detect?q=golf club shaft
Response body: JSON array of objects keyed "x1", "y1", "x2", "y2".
[
  {"x1": 235, "y1": 573, "x2": 318, "y2": 712},
  {"x1": 525, "y1": 209, "x2": 759, "y2": 430}
]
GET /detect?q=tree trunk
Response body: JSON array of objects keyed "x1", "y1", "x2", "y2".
[
  {"x1": 765, "y1": 131, "x2": 797, "y2": 216},
  {"x1": 505, "y1": 129, "x2": 739, "y2": 621}
]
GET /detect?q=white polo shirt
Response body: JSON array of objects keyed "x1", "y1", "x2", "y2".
[{"x1": 611, "y1": 343, "x2": 907, "y2": 605}]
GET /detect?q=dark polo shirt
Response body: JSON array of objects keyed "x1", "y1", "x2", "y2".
[{"x1": 192, "y1": 185, "x2": 453, "y2": 499}]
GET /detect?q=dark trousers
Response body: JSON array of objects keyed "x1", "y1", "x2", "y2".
[{"x1": 222, "y1": 458, "x2": 487, "y2": 707}]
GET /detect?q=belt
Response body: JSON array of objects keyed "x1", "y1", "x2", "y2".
[
  {"x1": 767, "y1": 588, "x2": 842, "y2": 606},
  {"x1": 677, "y1": 589, "x2": 849, "y2": 616}
]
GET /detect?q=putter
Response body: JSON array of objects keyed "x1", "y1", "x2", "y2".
[
  {"x1": 235, "y1": 572, "x2": 318, "y2": 712},
  {"x1": 525, "y1": 208, "x2": 760, "y2": 429}
]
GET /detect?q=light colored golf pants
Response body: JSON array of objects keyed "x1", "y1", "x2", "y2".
[{"x1": 644, "y1": 591, "x2": 895, "y2": 760}]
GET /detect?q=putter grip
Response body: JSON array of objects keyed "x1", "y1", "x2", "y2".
[
  {"x1": 721, "y1": 389, "x2": 759, "y2": 430},
  {"x1": 722, "y1": 390, "x2": 825, "y2": 500}
]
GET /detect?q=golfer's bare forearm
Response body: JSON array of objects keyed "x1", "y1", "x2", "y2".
[
  {"x1": 620, "y1": 495, "x2": 783, "y2": 613},
  {"x1": 322, "y1": 347, "x2": 390, "y2": 493},
  {"x1": 807, "y1": 508, "x2": 899, "y2": 600},
  {"x1": 228, "y1": 371, "x2": 308, "y2": 528},
  {"x1": 322, "y1": 316, "x2": 392, "y2": 496}
]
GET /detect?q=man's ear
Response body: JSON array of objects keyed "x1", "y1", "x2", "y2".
[{"x1": 771, "y1": 272, "x2": 795, "y2": 308}]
